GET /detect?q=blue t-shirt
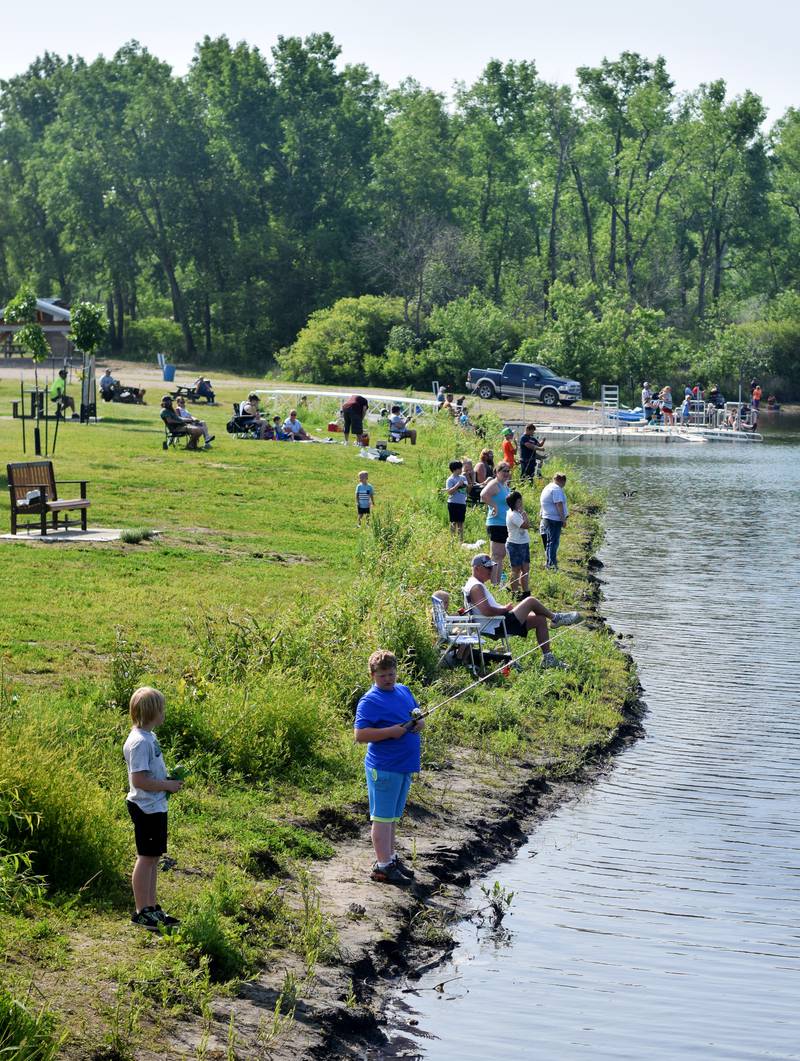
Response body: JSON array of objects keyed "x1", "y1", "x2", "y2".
[
  {"x1": 486, "y1": 482, "x2": 510, "y2": 527},
  {"x1": 354, "y1": 683, "x2": 421, "y2": 773}
]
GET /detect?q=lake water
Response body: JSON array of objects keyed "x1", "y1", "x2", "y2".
[{"x1": 374, "y1": 414, "x2": 800, "y2": 1060}]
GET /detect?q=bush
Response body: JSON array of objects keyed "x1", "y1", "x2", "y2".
[
  {"x1": 427, "y1": 291, "x2": 522, "y2": 382},
  {"x1": 124, "y1": 317, "x2": 184, "y2": 358},
  {"x1": 277, "y1": 295, "x2": 405, "y2": 383}
]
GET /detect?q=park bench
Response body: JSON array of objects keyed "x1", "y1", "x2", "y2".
[{"x1": 7, "y1": 461, "x2": 90, "y2": 535}]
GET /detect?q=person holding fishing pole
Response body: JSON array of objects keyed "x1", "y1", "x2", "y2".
[
  {"x1": 464, "y1": 554, "x2": 579, "y2": 669},
  {"x1": 354, "y1": 649, "x2": 424, "y2": 886}
]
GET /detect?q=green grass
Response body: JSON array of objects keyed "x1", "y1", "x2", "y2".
[{"x1": 0, "y1": 373, "x2": 633, "y2": 1052}]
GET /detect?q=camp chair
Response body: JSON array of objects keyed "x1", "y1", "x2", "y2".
[
  {"x1": 431, "y1": 595, "x2": 486, "y2": 673},
  {"x1": 461, "y1": 586, "x2": 512, "y2": 659},
  {"x1": 163, "y1": 421, "x2": 191, "y2": 449},
  {"x1": 227, "y1": 403, "x2": 261, "y2": 440}
]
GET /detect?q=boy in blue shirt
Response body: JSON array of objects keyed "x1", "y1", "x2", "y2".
[{"x1": 354, "y1": 649, "x2": 424, "y2": 884}]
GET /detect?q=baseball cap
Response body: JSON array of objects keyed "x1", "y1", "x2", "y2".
[
  {"x1": 502, "y1": 427, "x2": 514, "y2": 436},
  {"x1": 472, "y1": 553, "x2": 496, "y2": 569}
]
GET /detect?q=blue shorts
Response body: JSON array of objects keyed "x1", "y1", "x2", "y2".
[
  {"x1": 366, "y1": 767, "x2": 413, "y2": 823},
  {"x1": 507, "y1": 541, "x2": 530, "y2": 567}
]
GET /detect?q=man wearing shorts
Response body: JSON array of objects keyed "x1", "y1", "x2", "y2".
[
  {"x1": 341, "y1": 394, "x2": 369, "y2": 444},
  {"x1": 463, "y1": 554, "x2": 579, "y2": 668}
]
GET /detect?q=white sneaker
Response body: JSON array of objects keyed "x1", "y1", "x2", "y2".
[
  {"x1": 541, "y1": 652, "x2": 566, "y2": 669},
  {"x1": 552, "y1": 611, "x2": 580, "y2": 627}
]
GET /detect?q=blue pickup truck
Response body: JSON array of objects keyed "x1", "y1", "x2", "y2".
[{"x1": 466, "y1": 362, "x2": 582, "y2": 407}]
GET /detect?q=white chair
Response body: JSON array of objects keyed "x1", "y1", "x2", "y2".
[
  {"x1": 431, "y1": 595, "x2": 486, "y2": 672},
  {"x1": 461, "y1": 587, "x2": 512, "y2": 660}
]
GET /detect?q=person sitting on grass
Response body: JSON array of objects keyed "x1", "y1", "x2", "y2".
[
  {"x1": 283, "y1": 409, "x2": 310, "y2": 440},
  {"x1": 161, "y1": 396, "x2": 207, "y2": 449},
  {"x1": 175, "y1": 397, "x2": 215, "y2": 448},
  {"x1": 389, "y1": 405, "x2": 417, "y2": 445},
  {"x1": 445, "y1": 459, "x2": 468, "y2": 540},
  {"x1": 50, "y1": 368, "x2": 78, "y2": 419},
  {"x1": 354, "y1": 649, "x2": 424, "y2": 886},
  {"x1": 356, "y1": 470, "x2": 374, "y2": 524},
  {"x1": 463, "y1": 553, "x2": 580, "y2": 669},
  {"x1": 272, "y1": 415, "x2": 293, "y2": 440},
  {"x1": 123, "y1": 686, "x2": 183, "y2": 930}
]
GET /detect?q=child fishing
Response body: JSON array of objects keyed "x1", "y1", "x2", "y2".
[{"x1": 354, "y1": 649, "x2": 424, "y2": 885}]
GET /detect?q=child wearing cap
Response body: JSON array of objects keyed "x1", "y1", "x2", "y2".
[
  {"x1": 354, "y1": 649, "x2": 424, "y2": 885},
  {"x1": 501, "y1": 428, "x2": 517, "y2": 471}
]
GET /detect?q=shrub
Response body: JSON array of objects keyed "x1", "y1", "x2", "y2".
[
  {"x1": 277, "y1": 295, "x2": 405, "y2": 383},
  {"x1": 124, "y1": 317, "x2": 184, "y2": 358}
]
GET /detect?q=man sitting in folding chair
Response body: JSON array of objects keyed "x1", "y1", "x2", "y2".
[{"x1": 463, "y1": 554, "x2": 580, "y2": 670}]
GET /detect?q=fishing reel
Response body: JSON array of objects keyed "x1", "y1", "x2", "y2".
[{"x1": 404, "y1": 707, "x2": 425, "y2": 730}]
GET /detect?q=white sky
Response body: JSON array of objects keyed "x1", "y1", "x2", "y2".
[{"x1": 3, "y1": 0, "x2": 798, "y2": 124}]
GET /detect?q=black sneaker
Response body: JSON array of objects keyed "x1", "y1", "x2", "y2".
[
  {"x1": 131, "y1": 907, "x2": 162, "y2": 930},
  {"x1": 392, "y1": 856, "x2": 415, "y2": 880},
  {"x1": 371, "y1": 861, "x2": 410, "y2": 885},
  {"x1": 153, "y1": 905, "x2": 180, "y2": 927}
]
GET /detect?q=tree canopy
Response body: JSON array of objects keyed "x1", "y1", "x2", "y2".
[{"x1": 1, "y1": 38, "x2": 798, "y2": 394}]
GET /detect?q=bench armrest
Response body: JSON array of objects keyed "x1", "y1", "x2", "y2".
[{"x1": 56, "y1": 479, "x2": 88, "y2": 499}]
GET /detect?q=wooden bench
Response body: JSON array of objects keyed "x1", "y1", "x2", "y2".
[{"x1": 7, "y1": 461, "x2": 90, "y2": 535}]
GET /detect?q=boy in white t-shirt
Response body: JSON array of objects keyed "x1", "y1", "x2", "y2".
[
  {"x1": 505, "y1": 490, "x2": 531, "y2": 598},
  {"x1": 123, "y1": 687, "x2": 183, "y2": 930}
]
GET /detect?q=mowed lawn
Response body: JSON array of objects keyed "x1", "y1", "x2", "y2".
[{"x1": 0, "y1": 379, "x2": 429, "y2": 681}]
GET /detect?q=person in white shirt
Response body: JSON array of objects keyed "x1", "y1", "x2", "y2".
[
  {"x1": 283, "y1": 410, "x2": 310, "y2": 440},
  {"x1": 539, "y1": 473, "x2": 568, "y2": 571},
  {"x1": 462, "y1": 554, "x2": 579, "y2": 669},
  {"x1": 505, "y1": 490, "x2": 531, "y2": 598},
  {"x1": 174, "y1": 397, "x2": 214, "y2": 446}
]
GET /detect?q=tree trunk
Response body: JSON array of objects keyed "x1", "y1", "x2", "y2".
[
  {"x1": 204, "y1": 294, "x2": 212, "y2": 355},
  {"x1": 608, "y1": 129, "x2": 622, "y2": 284},
  {"x1": 572, "y1": 162, "x2": 597, "y2": 283}
]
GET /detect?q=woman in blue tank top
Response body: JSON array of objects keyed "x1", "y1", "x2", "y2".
[{"x1": 480, "y1": 461, "x2": 512, "y2": 585}]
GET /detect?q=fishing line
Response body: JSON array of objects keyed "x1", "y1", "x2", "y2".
[{"x1": 408, "y1": 618, "x2": 589, "y2": 726}]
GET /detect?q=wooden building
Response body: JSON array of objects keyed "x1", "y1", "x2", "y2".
[{"x1": 0, "y1": 297, "x2": 73, "y2": 359}]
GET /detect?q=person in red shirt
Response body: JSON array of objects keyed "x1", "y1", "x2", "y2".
[
  {"x1": 340, "y1": 395, "x2": 369, "y2": 445},
  {"x1": 501, "y1": 427, "x2": 517, "y2": 471}
]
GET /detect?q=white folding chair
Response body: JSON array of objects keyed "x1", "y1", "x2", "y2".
[{"x1": 431, "y1": 595, "x2": 486, "y2": 673}]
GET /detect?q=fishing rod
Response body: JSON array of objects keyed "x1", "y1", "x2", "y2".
[{"x1": 403, "y1": 618, "x2": 589, "y2": 729}]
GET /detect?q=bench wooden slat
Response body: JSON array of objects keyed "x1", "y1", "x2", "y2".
[{"x1": 47, "y1": 500, "x2": 90, "y2": 511}]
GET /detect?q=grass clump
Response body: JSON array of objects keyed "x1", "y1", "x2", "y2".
[
  {"x1": 0, "y1": 737, "x2": 126, "y2": 895},
  {"x1": 0, "y1": 987, "x2": 62, "y2": 1060},
  {"x1": 119, "y1": 527, "x2": 156, "y2": 545}
]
